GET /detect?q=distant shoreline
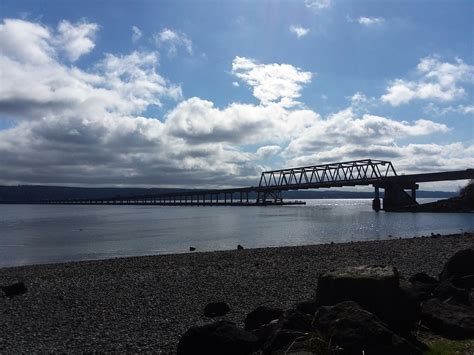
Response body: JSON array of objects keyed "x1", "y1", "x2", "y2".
[
  {"x1": 0, "y1": 184, "x2": 457, "y2": 203},
  {"x1": 1, "y1": 232, "x2": 473, "y2": 352}
]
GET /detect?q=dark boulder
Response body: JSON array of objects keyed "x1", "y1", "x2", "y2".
[
  {"x1": 204, "y1": 302, "x2": 230, "y2": 317},
  {"x1": 313, "y1": 301, "x2": 422, "y2": 355},
  {"x1": 433, "y1": 279, "x2": 470, "y2": 305},
  {"x1": 409, "y1": 272, "x2": 438, "y2": 284},
  {"x1": 439, "y1": 248, "x2": 474, "y2": 288},
  {"x1": 261, "y1": 309, "x2": 314, "y2": 354},
  {"x1": 177, "y1": 320, "x2": 258, "y2": 355},
  {"x1": 244, "y1": 305, "x2": 283, "y2": 331},
  {"x1": 421, "y1": 298, "x2": 474, "y2": 339},
  {"x1": 189, "y1": 247, "x2": 196, "y2": 251},
  {"x1": 295, "y1": 299, "x2": 319, "y2": 316},
  {"x1": 315, "y1": 265, "x2": 420, "y2": 333},
  {"x1": 407, "y1": 273, "x2": 439, "y2": 301},
  {"x1": 1, "y1": 282, "x2": 27, "y2": 298},
  {"x1": 237, "y1": 244, "x2": 244, "y2": 250}
]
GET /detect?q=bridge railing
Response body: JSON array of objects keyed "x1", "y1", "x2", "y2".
[{"x1": 258, "y1": 159, "x2": 397, "y2": 189}]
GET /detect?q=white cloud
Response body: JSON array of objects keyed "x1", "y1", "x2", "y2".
[
  {"x1": 0, "y1": 18, "x2": 54, "y2": 64},
  {"x1": 382, "y1": 56, "x2": 474, "y2": 106},
  {"x1": 284, "y1": 107, "x2": 450, "y2": 158},
  {"x1": 231, "y1": 56, "x2": 312, "y2": 107},
  {"x1": 232, "y1": 81, "x2": 240, "y2": 87},
  {"x1": 0, "y1": 18, "x2": 98, "y2": 64},
  {"x1": 357, "y1": 16, "x2": 385, "y2": 26},
  {"x1": 154, "y1": 28, "x2": 193, "y2": 57},
  {"x1": 424, "y1": 103, "x2": 474, "y2": 116},
  {"x1": 256, "y1": 145, "x2": 281, "y2": 159},
  {"x1": 305, "y1": 0, "x2": 331, "y2": 11},
  {"x1": 56, "y1": 20, "x2": 98, "y2": 61},
  {"x1": 289, "y1": 25, "x2": 309, "y2": 38},
  {"x1": 0, "y1": 19, "x2": 471, "y2": 189},
  {"x1": 131, "y1": 25, "x2": 142, "y2": 42}
]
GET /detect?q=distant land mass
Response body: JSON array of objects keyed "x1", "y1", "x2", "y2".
[{"x1": 0, "y1": 185, "x2": 457, "y2": 203}]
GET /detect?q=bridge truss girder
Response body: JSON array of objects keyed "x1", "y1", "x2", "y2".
[{"x1": 258, "y1": 159, "x2": 397, "y2": 190}]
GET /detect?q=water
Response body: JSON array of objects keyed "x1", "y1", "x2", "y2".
[{"x1": 0, "y1": 199, "x2": 472, "y2": 268}]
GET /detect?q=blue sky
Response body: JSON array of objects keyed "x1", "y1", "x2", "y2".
[{"x1": 0, "y1": 0, "x2": 472, "y2": 190}]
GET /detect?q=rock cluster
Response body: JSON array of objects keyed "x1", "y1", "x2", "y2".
[{"x1": 178, "y1": 248, "x2": 474, "y2": 354}]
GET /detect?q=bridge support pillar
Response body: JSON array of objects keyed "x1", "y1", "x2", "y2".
[
  {"x1": 372, "y1": 186, "x2": 381, "y2": 211},
  {"x1": 383, "y1": 182, "x2": 418, "y2": 211}
]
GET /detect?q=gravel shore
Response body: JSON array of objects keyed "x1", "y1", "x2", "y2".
[{"x1": 1, "y1": 233, "x2": 473, "y2": 353}]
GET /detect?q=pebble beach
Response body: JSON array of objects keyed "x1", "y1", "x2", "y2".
[{"x1": 1, "y1": 233, "x2": 473, "y2": 353}]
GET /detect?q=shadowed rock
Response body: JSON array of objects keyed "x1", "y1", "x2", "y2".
[
  {"x1": 315, "y1": 265, "x2": 420, "y2": 333},
  {"x1": 313, "y1": 301, "x2": 422, "y2": 355},
  {"x1": 439, "y1": 248, "x2": 474, "y2": 289},
  {"x1": 421, "y1": 298, "x2": 474, "y2": 339},
  {"x1": 204, "y1": 301, "x2": 230, "y2": 317},
  {"x1": 244, "y1": 305, "x2": 283, "y2": 331},
  {"x1": 1, "y1": 282, "x2": 27, "y2": 298},
  {"x1": 177, "y1": 320, "x2": 258, "y2": 355}
]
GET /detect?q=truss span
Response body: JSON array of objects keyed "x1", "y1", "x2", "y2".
[{"x1": 258, "y1": 159, "x2": 397, "y2": 191}]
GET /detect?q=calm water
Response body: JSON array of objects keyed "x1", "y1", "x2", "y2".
[{"x1": 0, "y1": 199, "x2": 472, "y2": 267}]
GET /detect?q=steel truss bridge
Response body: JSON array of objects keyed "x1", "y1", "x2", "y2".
[{"x1": 47, "y1": 159, "x2": 473, "y2": 211}]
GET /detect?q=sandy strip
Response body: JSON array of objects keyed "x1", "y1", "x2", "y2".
[{"x1": 0, "y1": 233, "x2": 473, "y2": 353}]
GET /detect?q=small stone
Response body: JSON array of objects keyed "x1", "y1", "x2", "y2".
[
  {"x1": 237, "y1": 245, "x2": 244, "y2": 250},
  {"x1": 189, "y1": 247, "x2": 196, "y2": 251},
  {"x1": 204, "y1": 302, "x2": 230, "y2": 317},
  {"x1": 1, "y1": 282, "x2": 27, "y2": 297}
]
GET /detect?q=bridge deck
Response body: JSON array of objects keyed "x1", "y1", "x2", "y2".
[{"x1": 41, "y1": 159, "x2": 473, "y2": 207}]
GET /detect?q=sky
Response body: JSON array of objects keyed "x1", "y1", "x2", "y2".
[{"x1": 0, "y1": 0, "x2": 473, "y2": 191}]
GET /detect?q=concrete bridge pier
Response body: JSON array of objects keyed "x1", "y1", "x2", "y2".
[
  {"x1": 382, "y1": 182, "x2": 419, "y2": 211},
  {"x1": 372, "y1": 186, "x2": 381, "y2": 211}
]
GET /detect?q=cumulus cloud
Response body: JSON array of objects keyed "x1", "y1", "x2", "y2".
[
  {"x1": 0, "y1": 18, "x2": 471, "y2": 189},
  {"x1": 382, "y1": 56, "x2": 474, "y2": 106},
  {"x1": 0, "y1": 18, "x2": 98, "y2": 64},
  {"x1": 357, "y1": 16, "x2": 384, "y2": 26},
  {"x1": 305, "y1": 0, "x2": 331, "y2": 11},
  {"x1": 424, "y1": 103, "x2": 474, "y2": 116},
  {"x1": 284, "y1": 108, "x2": 450, "y2": 158},
  {"x1": 289, "y1": 25, "x2": 309, "y2": 38},
  {"x1": 231, "y1": 56, "x2": 312, "y2": 107},
  {"x1": 255, "y1": 145, "x2": 282, "y2": 159},
  {"x1": 154, "y1": 28, "x2": 193, "y2": 57},
  {"x1": 131, "y1": 25, "x2": 142, "y2": 42},
  {"x1": 56, "y1": 20, "x2": 98, "y2": 61}
]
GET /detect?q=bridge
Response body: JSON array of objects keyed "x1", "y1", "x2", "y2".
[{"x1": 47, "y1": 159, "x2": 473, "y2": 211}]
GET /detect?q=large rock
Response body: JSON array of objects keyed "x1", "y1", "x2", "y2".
[
  {"x1": 433, "y1": 279, "x2": 470, "y2": 305},
  {"x1": 421, "y1": 298, "x2": 474, "y2": 339},
  {"x1": 439, "y1": 248, "x2": 474, "y2": 289},
  {"x1": 244, "y1": 305, "x2": 283, "y2": 331},
  {"x1": 260, "y1": 309, "x2": 314, "y2": 354},
  {"x1": 203, "y1": 301, "x2": 230, "y2": 317},
  {"x1": 407, "y1": 273, "x2": 438, "y2": 301},
  {"x1": 313, "y1": 301, "x2": 422, "y2": 355},
  {"x1": 177, "y1": 320, "x2": 258, "y2": 355},
  {"x1": 315, "y1": 265, "x2": 420, "y2": 333}
]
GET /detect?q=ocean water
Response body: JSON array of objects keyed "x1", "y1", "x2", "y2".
[{"x1": 0, "y1": 199, "x2": 472, "y2": 267}]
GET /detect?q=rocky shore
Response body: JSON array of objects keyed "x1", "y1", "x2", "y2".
[{"x1": 1, "y1": 233, "x2": 473, "y2": 353}]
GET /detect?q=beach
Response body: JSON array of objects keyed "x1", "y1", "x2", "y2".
[{"x1": 1, "y1": 233, "x2": 473, "y2": 353}]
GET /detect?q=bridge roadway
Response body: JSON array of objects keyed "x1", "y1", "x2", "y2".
[{"x1": 46, "y1": 159, "x2": 473, "y2": 210}]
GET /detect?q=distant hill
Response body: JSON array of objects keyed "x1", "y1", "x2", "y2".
[{"x1": 0, "y1": 185, "x2": 457, "y2": 203}]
